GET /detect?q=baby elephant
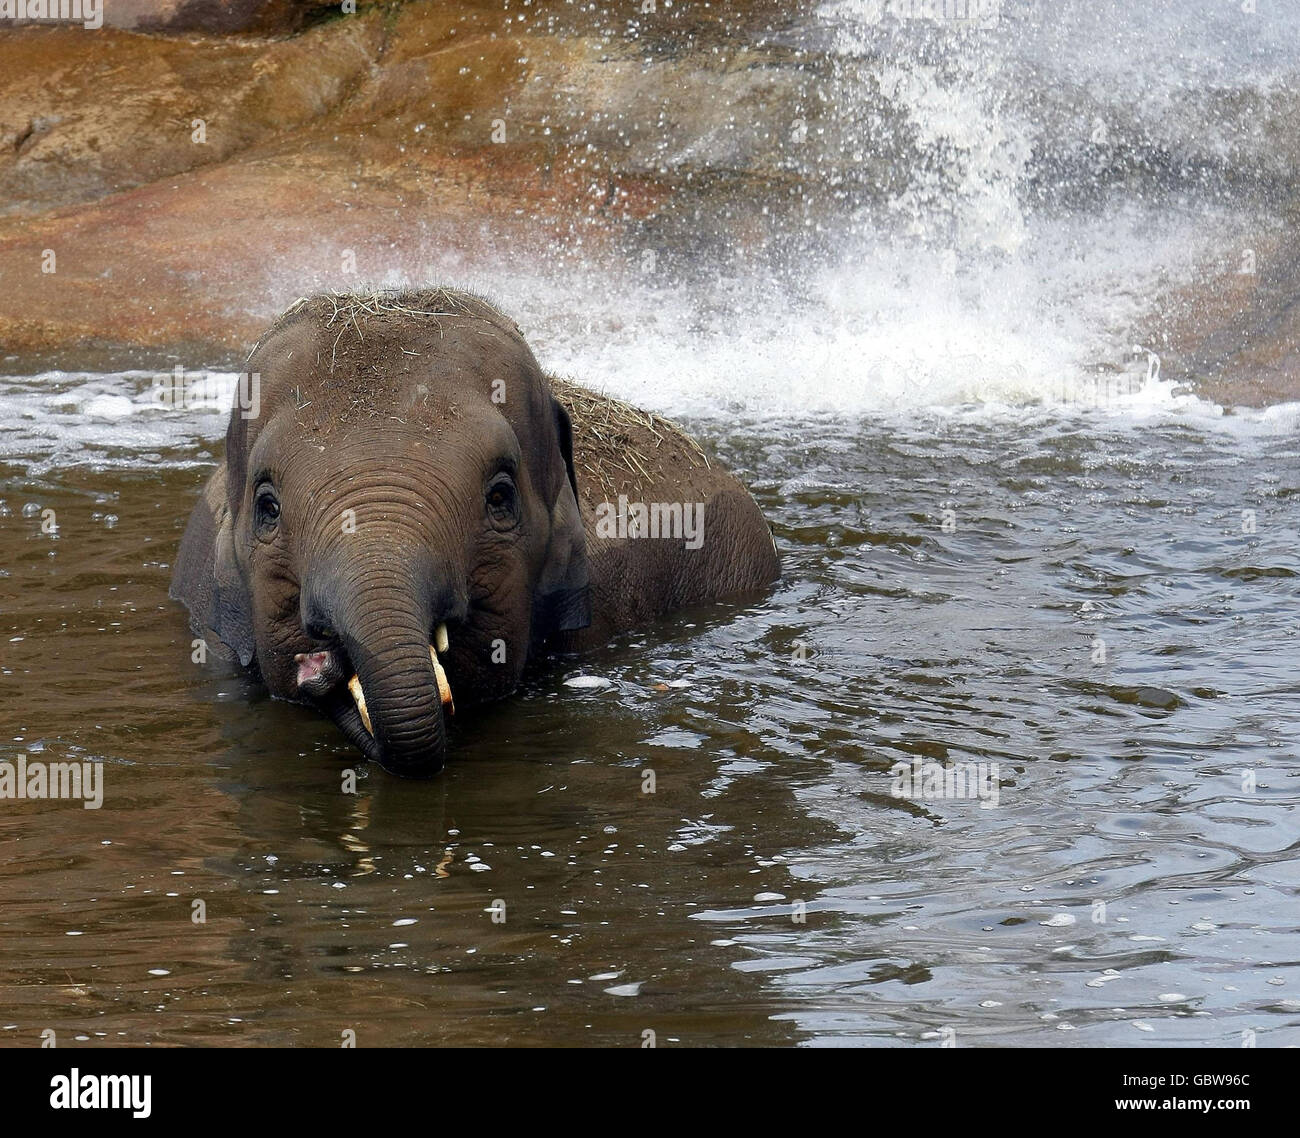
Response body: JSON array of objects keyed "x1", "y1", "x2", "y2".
[{"x1": 172, "y1": 289, "x2": 780, "y2": 776}]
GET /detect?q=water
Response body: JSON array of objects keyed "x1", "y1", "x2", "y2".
[
  {"x1": 2, "y1": 406, "x2": 1297, "y2": 1045},
  {"x1": 2, "y1": 0, "x2": 1299, "y2": 1046}
]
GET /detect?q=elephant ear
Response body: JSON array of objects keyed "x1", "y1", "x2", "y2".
[
  {"x1": 170, "y1": 466, "x2": 256, "y2": 668},
  {"x1": 534, "y1": 396, "x2": 591, "y2": 637}
]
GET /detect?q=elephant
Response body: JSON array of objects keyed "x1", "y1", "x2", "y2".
[{"x1": 171, "y1": 288, "x2": 780, "y2": 776}]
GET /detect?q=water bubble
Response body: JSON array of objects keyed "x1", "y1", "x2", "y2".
[
  {"x1": 603, "y1": 982, "x2": 643, "y2": 997},
  {"x1": 565, "y1": 674, "x2": 612, "y2": 689}
]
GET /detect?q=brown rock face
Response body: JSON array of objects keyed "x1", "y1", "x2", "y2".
[
  {"x1": 0, "y1": 18, "x2": 383, "y2": 213},
  {"x1": 0, "y1": 1, "x2": 822, "y2": 366},
  {"x1": 1143, "y1": 217, "x2": 1300, "y2": 409}
]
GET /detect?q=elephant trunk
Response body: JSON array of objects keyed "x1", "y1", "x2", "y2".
[{"x1": 335, "y1": 577, "x2": 448, "y2": 778}]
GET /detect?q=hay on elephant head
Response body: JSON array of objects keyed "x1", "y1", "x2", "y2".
[
  {"x1": 316, "y1": 288, "x2": 485, "y2": 330},
  {"x1": 248, "y1": 287, "x2": 518, "y2": 368}
]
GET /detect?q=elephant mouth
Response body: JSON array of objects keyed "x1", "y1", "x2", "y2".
[{"x1": 293, "y1": 621, "x2": 455, "y2": 760}]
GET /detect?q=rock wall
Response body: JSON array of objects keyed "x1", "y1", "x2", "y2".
[{"x1": 0, "y1": 1, "x2": 820, "y2": 364}]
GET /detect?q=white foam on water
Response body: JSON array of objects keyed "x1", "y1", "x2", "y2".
[{"x1": 0, "y1": 369, "x2": 242, "y2": 470}]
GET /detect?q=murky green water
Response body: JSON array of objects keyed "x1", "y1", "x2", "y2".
[{"x1": 2, "y1": 405, "x2": 1297, "y2": 1046}]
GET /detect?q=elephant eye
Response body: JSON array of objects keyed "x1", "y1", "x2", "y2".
[
  {"x1": 253, "y1": 483, "x2": 281, "y2": 536},
  {"x1": 485, "y1": 473, "x2": 518, "y2": 528}
]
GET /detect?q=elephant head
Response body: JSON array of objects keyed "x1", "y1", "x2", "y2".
[{"x1": 172, "y1": 289, "x2": 590, "y2": 777}]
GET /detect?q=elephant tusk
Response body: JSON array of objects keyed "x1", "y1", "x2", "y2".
[
  {"x1": 430, "y1": 647, "x2": 455, "y2": 715},
  {"x1": 435, "y1": 622, "x2": 450, "y2": 655},
  {"x1": 347, "y1": 674, "x2": 372, "y2": 735}
]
